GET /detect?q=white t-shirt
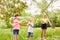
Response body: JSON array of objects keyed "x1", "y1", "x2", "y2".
[{"x1": 28, "y1": 22, "x2": 34, "y2": 32}]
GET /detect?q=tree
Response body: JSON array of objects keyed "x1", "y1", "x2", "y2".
[
  {"x1": 0, "y1": 0, "x2": 28, "y2": 28},
  {"x1": 32, "y1": 0, "x2": 56, "y2": 27}
]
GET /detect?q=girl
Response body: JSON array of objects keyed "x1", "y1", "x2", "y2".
[
  {"x1": 41, "y1": 13, "x2": 48, "y2": 40},
  {"x1": 11, "y1": 13, "x2": 27, "y2": 40},
  {"x1": 12, "y1": 14, "x2": 20, "y2": 40}
]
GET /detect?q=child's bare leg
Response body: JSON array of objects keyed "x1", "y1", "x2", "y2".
[
  {"x1": 28, "y1": 37, "x2": 30, "y2": 40},
  {"x1": 30, "y1": 37, "x2": 33, "y2": 40},
  {"x1": 14, "y1": 35, "x2": 18, "y2": 40},
  {"x1": 43, "y1": 29, "x2": 46, "y2": 40},
  {"x1": 14, "y1": 35, "x2": 16, "y2": 40},
  {"x1": 30, "y1": 37, "x2": 31, "y2": 40},
  {"x1": 16, "y1": 35, "x2": 18, "y2": 40},
  {"x1": 41, "y1": 29, "x2": 44, "y2": 40},
  {"x1": 28, "y1": 37, "x2": 32, "y2": 40}
]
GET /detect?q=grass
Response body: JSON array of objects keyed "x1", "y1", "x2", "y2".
[{"x1": 0, "y1": 27, "x2": 60, "y2": 40}]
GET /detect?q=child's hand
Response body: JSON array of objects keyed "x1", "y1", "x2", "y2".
[
  {"x1": 26, "y1": 22, "x2": 28, "y2": 24},
  {"x1": 29, "y1": 24, "x2": 33, "y2": 27},
  {"x1": 23, "y1": 22, "x2": 28, "y2": 24}
]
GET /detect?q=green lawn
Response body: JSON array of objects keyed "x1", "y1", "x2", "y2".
[{"x1": 0, "y1": 27, "x2": 60, "y2": 40}]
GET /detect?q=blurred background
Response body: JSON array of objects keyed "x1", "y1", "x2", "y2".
[{"x1": 0, "y1": 0, "x2": 60, "y2": 28}]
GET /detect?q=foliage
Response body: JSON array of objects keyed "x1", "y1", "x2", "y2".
[
  {"x1": 0, "y1": 0, "x2": 28, "y2": 28},
  {"x1": 0, "y1": 0, "x2": 60, "y2": 28}
]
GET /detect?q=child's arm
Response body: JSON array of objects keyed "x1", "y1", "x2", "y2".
[
  {"x1": 30, "y1": 24, "x2": 33, "y2": 27},
  {"x1": 29, "y1": 23, "x2": 34, "y2": 27},
  {"x1": 45, "y1": 19, "x2": 49, "y2": 24},
  {"x1": 19, "y1": 22, "x2": 28, "y2": 24}
]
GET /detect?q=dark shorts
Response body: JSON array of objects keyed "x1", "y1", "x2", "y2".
[
  {"x1": 13, "y1": 29, "x2": 19, "y2": 35},
  {"x1": 28, "y1": 32, "x2": 33, "y2": 38},
  {"x1": 41, "y1": 23, "x2": 47, "y2": 29}
]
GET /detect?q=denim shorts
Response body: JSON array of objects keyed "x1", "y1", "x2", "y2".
[
  {"x1": 13, "y1": 29, "x2": 19, "y2": 35},
  {"x1": 28, "y1": 32, "x2": 33, "y2": 38}
]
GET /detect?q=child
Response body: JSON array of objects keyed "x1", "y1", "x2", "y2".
[
  {"x1": 41, "y1": 13, "x2": 48, "y2": 40},
  {"x1": 12, "y1": 14, "x2": 20, "y2": 40},
  {"x1": 27, "y1": 19, "x2": 34, "y2": 40},
  {"x1": 11, "y1": 13, "x2": 28, "y2": 40}
]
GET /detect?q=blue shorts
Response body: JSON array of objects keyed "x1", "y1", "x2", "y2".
[
  {"x1": 28, "y1": 32, "x2": 33, "y2": 38},
  {"x1": 13, "y1": 29, "x2": 19, "y2": 35}
]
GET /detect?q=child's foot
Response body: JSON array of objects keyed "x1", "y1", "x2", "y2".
[
  {"x1": 39, "y1": 38, "x2": 43, "y2": 40},
  {"x1": 44, "y1": 39, "x2": 46, "y2": 40}
]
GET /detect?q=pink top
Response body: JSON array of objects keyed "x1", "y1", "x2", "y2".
[{"x1": 12, "y1": 18, "x2": 20, "y2": 30}]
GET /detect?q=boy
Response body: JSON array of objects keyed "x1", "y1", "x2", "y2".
[{"x1": 27, "y1": 19, "x2": 34, "y2": 40}]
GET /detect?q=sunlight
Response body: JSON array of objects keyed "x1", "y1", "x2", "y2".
[{"x1": 21, "y1": 0, "x2": 60, "y2": 15}]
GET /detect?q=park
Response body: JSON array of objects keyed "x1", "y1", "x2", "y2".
[{"x1": 0, "y1": 0, "x2": 60, "y2": 40}]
